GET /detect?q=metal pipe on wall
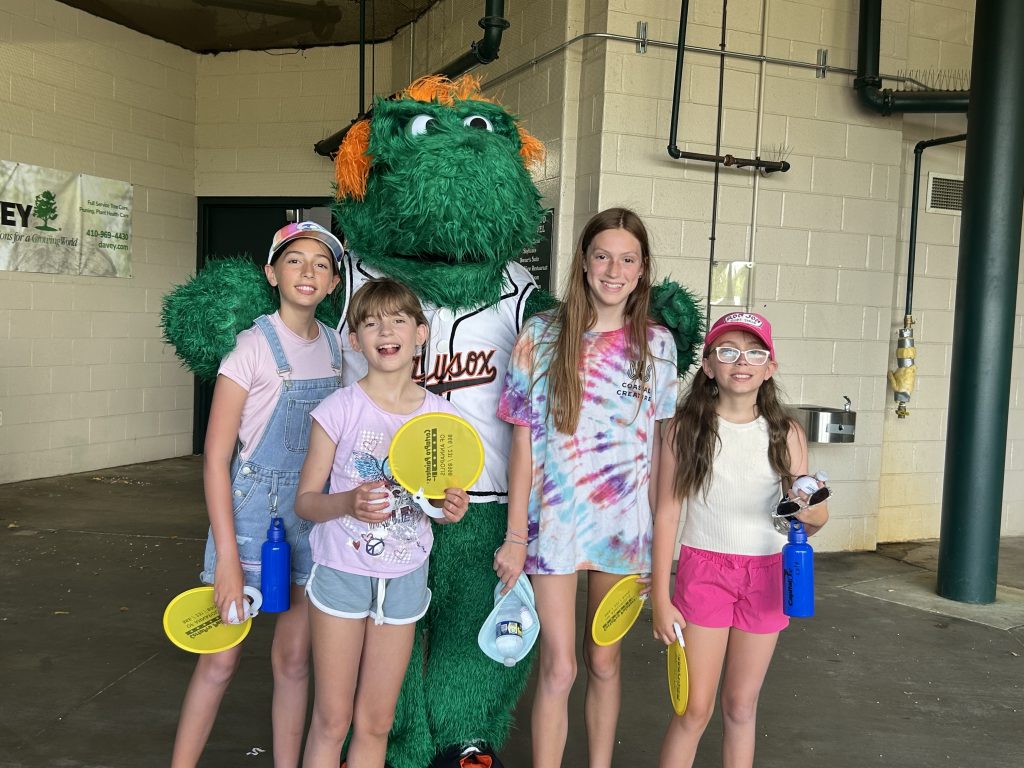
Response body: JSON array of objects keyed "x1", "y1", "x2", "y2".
[
  {"x1": 314, "y1": 0, "x2": 508, "y2": 158},
  {"x1": 485, "y1": 30, "x2": 936, "y2": 94},
  {"x1": 889, "y1": 134, "x2": 965, "y2": 420},
  {"x1": 666, "y1": 0, "x2": 789, "y2": 174},
  {"x1": 938, "y1": 0, "x2": 1024, "y2": 604},
  {"x1": 854, "y1": 0, "x2": 968, "y2": 115},
  {"x1": 316, "y1": 8, "x2": 948, "y2": 159},
  {"x1": 746, "y1": 0, "x2": 771, "y2": 309},
  {"x1": 358, "y1": 0, "x2": 367, "y2": 118},
  {"x1": 906, "y1": 134, "x2": 967, "y2": 318},
  {"x1": 703, "y1": 0, "x2": 731, "y2": 323}
]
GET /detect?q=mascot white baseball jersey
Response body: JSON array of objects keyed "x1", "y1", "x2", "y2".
[{"x1": 338, "y1": 252, "x2": 537, "y2": 503}]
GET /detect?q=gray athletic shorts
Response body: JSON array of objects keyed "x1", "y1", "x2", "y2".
[{"x1": 305, "y1": 561, "x2": 431, "y2": 625}]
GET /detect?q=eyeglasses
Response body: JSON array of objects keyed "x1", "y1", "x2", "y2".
[
  {"x1": 773, "y1": 486, "x2": 832, "y2": 518},
  {"x1": 713, "y1": 347, "x2": 770, "y2": 366}
]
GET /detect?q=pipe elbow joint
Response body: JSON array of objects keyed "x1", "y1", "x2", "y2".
[
  {"x1": 854, "y1": 82, "x2": 893, "y2": 116},
  {"x1": 473, "y1": 14, "x2": 510, "y2": 64}
]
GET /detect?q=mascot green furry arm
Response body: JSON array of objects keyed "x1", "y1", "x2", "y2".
[{"x1": 161, "y1": 74, "x2": 702, "y2": 768}]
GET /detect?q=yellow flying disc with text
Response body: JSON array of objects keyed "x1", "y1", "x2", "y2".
[
  {"x1": 668, "y1": 623, "x2": 689, "y2": 715},
  {"x1": 163, "y1": 586, "x2": 257, "y2": 654},
  {"x1": 591, "y1": 574, "x2": 645, "y2": 646},
  {"x1": 388, "y1": 412, "x2": 484, "y2": 499}
]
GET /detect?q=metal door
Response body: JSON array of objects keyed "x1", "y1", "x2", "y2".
[{"x1": 192, "y1": 198, "x2": 338, "y2": 453}]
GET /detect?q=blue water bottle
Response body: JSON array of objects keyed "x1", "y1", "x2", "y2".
[
  {"x1": 782, "y1": 520, "x2": 814, "y2": 617},
  {"x1": 260, "y1": 517, "x2": 291, "y2": 613}
]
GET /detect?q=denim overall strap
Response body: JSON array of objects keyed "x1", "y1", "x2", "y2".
[
  {"x1": 244, "y1": 317, "x2": 342, "y2": 473},
  {"x1": 254, "y1": 314, "x2": 292, "y2": 380},
  {"x1": 315, "y1": 319, "x2": 342, "y2": 374}
]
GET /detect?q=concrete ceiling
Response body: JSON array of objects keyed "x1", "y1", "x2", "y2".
[{"x1": 57, "y1": 0, "x2": 442, "y2": 54}]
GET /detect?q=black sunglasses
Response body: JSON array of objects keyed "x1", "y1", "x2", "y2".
[{"x1": 774, "y1": 486, "x2": 832, "y2": 518}]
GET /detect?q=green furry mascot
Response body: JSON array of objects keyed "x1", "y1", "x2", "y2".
[
  {"x1": 330, "y1": 75, "x2": 701, "y2": 768},
  {"x1": 162, "y1": 74, "x2": 703, "y2": 768}
]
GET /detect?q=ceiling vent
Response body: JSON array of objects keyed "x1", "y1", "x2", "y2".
[{"x1": 926, "y1": 172, "x2": 964, "y2": 215}]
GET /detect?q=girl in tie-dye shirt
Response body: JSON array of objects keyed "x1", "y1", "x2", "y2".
[{"x1": 495, "y1": 208, "x2": 677, "y2": 768}]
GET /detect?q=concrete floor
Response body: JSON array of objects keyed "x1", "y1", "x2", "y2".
[{"x1": 1, "y1": 456, "x2": 1023, "y2": 768}]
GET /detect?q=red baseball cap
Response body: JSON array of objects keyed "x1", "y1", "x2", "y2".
[{"x1": 704, "y1": 311, "x2": 775, "y2": 359}]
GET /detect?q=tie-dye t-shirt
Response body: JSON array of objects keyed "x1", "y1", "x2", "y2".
[{"x1": 497, "y1": 312, "x2": 678, "y2": 575}]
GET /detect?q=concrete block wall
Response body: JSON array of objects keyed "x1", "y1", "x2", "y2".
[
  {"x1": 0, "y1": 0, "x2": 196, "y2": 483},
  {"x1": 195, "y1": 45, "x2": 389, "y2": 197},
  {"x1": 390, "y1": 0, "x2": 579, "y2": 281},
  {"x1": 422, "y1": 0, "x2": 1019, "y2": 549},
  {"x1": 3, "y1": 0, "x2": 1021, "y2": 549},
  {"x1": 880, "y1": 1, "x2": 1024, "y2": 540},
  {"x1": 567, "y1": 0, "x2": 897, "y2": 551}
]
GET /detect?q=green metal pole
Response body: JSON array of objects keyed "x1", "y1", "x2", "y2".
[{"x1": 938, "y1": 0, "x2": 1024, "y2": 603}]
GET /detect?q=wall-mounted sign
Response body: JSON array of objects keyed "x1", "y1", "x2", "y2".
[
  {"x1": 709, "y1": 261, "x2": 754, "y2": 306},
  {"x1": 0, "y1": 160, "x2": 133, "y2": 278},
  {"x1": 519, "y1": 207, "x2": 553, "y2": 293}
]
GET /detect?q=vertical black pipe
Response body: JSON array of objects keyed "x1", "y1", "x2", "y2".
[
  {"x1": 358, "y1": 0, "x2": 367, "y2": 118},
  {"x1": 906, "y1": 134, "x2": 966, "y2": 316},
  {"x1": 855, "y1": 0, "x2": 882, "y2": 91},
  {"x1": 667, "y1": 0, "x2": 690, "y2": 155},
  {"x1": 315, "y1": 0, "x2": 508, "y2": 157},
  {"x1": 854, "y1": 0, "x2": 968, "y2": 114},
  {"x1": 906, "y1": 146, "x2": 922, "y2": 316},
  {"x1": 666, "y1": 0, "x2": 787, "y2": 173},
  {"x1": 938, "y1": 0, "x2": 1024, "y2": 603}
]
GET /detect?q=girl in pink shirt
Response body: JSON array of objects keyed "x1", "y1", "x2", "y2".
[{"x1": 296, "y1": 278, "x2": 470, "y2": 768}]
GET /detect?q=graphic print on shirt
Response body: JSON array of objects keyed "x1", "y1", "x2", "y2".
[
  {"x1": 415, "y1": 347, "x2": 498, "y2": 395},
  {"x1": 345, "y1": 429, "x2": 426, "y2": 565},
  {"x1": 618, "y1": 359, "x2": 655, "y2": 403}
]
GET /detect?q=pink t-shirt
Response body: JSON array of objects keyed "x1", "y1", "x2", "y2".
[
  {"x1": 309, "y1": 382, "x2": 461, "y2": 577},
  {"x1": 218, "y1": 312, "x2": 341, "y2": 460}
]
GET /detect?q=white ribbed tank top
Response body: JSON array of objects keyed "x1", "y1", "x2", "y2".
[{"x1": 679, "y1": 416, "x2": 786, "y2": 556}]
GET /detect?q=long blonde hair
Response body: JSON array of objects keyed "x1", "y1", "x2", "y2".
[{"x1": 545, "y1": 208, "x2": 654, "y2": 434}]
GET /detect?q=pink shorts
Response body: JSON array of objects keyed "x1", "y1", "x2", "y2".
[{"x1": 672, "y1": 546, "x2": 788, "y2": 634}]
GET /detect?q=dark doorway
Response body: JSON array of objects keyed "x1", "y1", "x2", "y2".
[{"x1": 192, "y1": 197, "x2": 340, "y2": 453}]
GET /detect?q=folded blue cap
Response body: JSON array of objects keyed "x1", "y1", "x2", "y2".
[{"x1": 477, "y1": 574, "x2": 540, "y2": 666}]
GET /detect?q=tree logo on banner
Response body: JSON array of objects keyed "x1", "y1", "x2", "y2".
[{"x1": 33, "y1": 190, "x2": 59, "y2": 231}]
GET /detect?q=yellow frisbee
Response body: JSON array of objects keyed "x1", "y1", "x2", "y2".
[
  {"x1": 163, "y1": 586, "x2": 255, "y2": 654},
  {"x1": 388, "y1": 412, "x2": 484, "y2": 499},
  {"x1": 667, "y1": 623, "x2": 689, "y2": 715},
  {"x1": 591, "y1": 574, "x2": 645, "y2": 646}
]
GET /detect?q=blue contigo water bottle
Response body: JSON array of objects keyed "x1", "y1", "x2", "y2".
[
  {"x1": 782, "y1": 520, "x2": 814, "y2": 617},
  {"x1": 260, "y1": 516, "x2": 291, "y2": 613}
]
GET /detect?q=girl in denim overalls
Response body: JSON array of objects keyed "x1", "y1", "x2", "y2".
[{"x1": 172, "y1": 222, "x2": 343, "y2": 768}]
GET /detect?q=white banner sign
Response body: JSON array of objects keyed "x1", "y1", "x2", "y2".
[{"x1": 0, "y1": 160, "x2": 132, "y2": 278}]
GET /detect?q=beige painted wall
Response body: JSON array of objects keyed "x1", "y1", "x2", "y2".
[
  {"x1": 2, "y1": 0, "x2": 1021, "y2": 551},
  {"x1": 0, "y1": 0, "x2": 196, "y2": 481},
  {"x1": 423, "y1": 0, "x2": 1022, "y2": 549},
  {"x1": 195, "y1": 45, "x2": 390, "y2": 196}
]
